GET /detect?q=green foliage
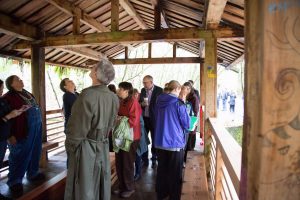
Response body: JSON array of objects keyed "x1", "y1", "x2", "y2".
[
  {"x1": 226, "y1": 126, "x2": 243, "y2": 146},
  {"x1": 53, "y1": 65, "x2": 71, "y2": 79}
]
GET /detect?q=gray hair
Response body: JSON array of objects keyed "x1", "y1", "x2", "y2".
[{"x1": 95, "y1": 59, "x2": 115, "y2": 85}]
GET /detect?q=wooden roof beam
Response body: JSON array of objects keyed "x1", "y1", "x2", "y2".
[
  {"x1": 111, "y1": 57, "x2": 204, "y2": 65},
  {"x1": 0, "y1": 12, "x2": 106, "y2": 60},
  {"x1": 120, "y1": 0, "x2": 148, "y2": 29},
  {"x1": 203, "y1": 0, "x2": 228, "y2": 29},
  {"x1": 151, "y1": 0, "x2": 169, "y2": 28},
  {"x1": 14, "y1": 27, "x2": 243, "y2": 48}
]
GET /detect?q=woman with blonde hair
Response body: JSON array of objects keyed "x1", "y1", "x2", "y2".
[{"x1": 154, "y1": 80, "x2": 190, "y2": 200}]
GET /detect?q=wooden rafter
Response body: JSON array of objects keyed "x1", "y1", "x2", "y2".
[
  {"x1": 0, "y1": 13, "x2": 38, "y2": 41},
  {"x1": 0, "y1": 12, "x2": 105, "y2": 61},
  {"x1": 226, "y1": 53, "x2": 244, "y2": 69},
  {"x1": 14, "y1": 27, "x2": 243, "y2": 48},
  {"x1": 45, "y1": 0, "x2": 134, "y2": 50},
  {"x1": 45, "y1": 0, "x2": 110, "y2": 32},
  {"x1": 204, "y1": 0, "x2": 228, "y2": 29},
  {"x1": 120, "y1": 0, "x2": 148, "y2": 29}
]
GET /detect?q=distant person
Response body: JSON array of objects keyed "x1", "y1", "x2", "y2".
[
  {"x1": 114, "y1": 82, "x2": 141, "y2": 198},
  {"x1": 154, "y1": 80, "x2": 190, "y2": 200},
  {"x1": 0, "y1": 79, "x2": 21, "y2": 200},
  {"x1": 4, "y1": 75, "x2": 45, "y2": 194},
  {"x1": 139, "y1": 75, "x2": 163, "y2": 167},
  {"x1": 64, "y1": 60, "x2": 119, "y2": 200},
  {"x1": 222, "y1": 89, "x2": 228, "y2": 111},
  {"x1": 229, "y1": 92, "x2": 237, "y2": 113},
  {"x1": 59, "y1": 78, "x2": 79, "y2": 129},
  {"x1": 217, "y1": 93, "x2": 221, "y2": 110},
  {"x1": 188, "y1": 80, "x2": 200, "y2": 100}
]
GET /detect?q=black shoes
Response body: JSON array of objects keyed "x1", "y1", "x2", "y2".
[
  {"x1": 27, "y1": 172, "x2": 46, "y2": 182},
  {"x1": 9, "y1": 183, "x2": 23, "y2": 194},
  {"x1": 134, "y1": 174, "x2": 141, "y2": 181}
]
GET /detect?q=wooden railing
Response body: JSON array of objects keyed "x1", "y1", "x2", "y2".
[
  {"x1": 207, "y1": 118, "x2": 241, "y2": 200},
  {"x1": 46, "y1": 109, "x2": 65, "y2": 156}
]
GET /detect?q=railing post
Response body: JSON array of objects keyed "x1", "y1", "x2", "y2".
[{"x1": 215, "y1": 146, "x2": 224, "y2": 200}]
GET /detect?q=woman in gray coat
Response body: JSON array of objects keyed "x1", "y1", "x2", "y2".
[{"x1": 64, "y1": 60, "x2": 119, "y2": 200}]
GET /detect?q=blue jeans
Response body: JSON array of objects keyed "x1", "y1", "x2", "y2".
[
  {"x1": 135, "y1": 154, "x2": 142, "y2": 176},
  {"x1": 7, "y1": 106, "x2": 42, "y2": 186},
  {"x1": 0, "y1": 140, "x2": 7, "y2": 168}
]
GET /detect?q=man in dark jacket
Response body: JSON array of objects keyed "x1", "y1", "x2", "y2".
[
  {"x1": 60, "y1": 78, "x2": 79, "y2": 129},
  {"x1": 139, "y1": 75, "x2": 163, "y2": 167}
]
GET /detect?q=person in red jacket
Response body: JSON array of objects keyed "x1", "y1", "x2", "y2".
[{"x1": 113, "y1": 82, "x2": 142, "y2": 198}]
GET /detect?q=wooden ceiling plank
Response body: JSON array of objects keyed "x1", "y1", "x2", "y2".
[
  {"x1": 45, "y1": 0, "x2": 110, "y2": 32},
  {"x1": 119, "y1": 0, "x2": 148, "y2": 29}
]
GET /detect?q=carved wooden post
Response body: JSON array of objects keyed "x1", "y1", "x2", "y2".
[
  {"x1": 31, "y1": 44, "x2": 46, "y2": 142},
  {"x1": 241, "y1": 0, "x2": 300, "y2": 199}
]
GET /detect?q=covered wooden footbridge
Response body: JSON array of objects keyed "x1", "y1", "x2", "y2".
[{"x1": 0, "y1": 0, "x2": 299, "y2": 199}]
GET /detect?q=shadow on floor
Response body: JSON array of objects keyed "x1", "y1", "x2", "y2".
[
  {"x1": 111, "y1": 161, "x2": 157, "y2": 200},
  {"x1": 0, "y1": 153, "x2": 67, "y2": 199}
]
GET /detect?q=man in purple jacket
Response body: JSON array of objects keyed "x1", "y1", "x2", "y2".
[{"x1": 154, "y1": 80, "x2": 190, "y2": 200}]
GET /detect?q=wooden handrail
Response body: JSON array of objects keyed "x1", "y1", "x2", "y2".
[
  {"x1": 46, "y1": 109, "x2": 62, "y2": 115},
  {"x1": 208, "y1": 118, "x2": 242, "y2": 199}
]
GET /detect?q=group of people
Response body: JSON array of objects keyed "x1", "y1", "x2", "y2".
[
  {"x1": 0, "y1": 59, "x2": 201, "y2": 200},
  {"x1": 218, "y1": 90, "x2": 237, "y2": 112},
  {"x1": 0, "y1": 76, "x2": 45, "y2": 199}
]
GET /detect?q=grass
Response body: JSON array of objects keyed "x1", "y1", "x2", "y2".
[{"x1": 226, "y1": 126, "x2": 243, "y2": 146}]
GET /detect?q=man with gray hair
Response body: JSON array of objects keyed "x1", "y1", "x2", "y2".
[
  {"x1": 139, "y1": 75, "x2": 163, "y2": 168},
  {"x1": 64, "y1": 59, "x2": 119, "y2": 200}
]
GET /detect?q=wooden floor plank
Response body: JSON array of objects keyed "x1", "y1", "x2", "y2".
[{"x1": 181, "y1": 151, "x2": 209, "y2": 200}]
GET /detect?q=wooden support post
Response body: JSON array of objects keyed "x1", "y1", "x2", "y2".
[
  {"x1": 215, "y1": 147, "x2": 224, "y2": 199},
  {"x1": 173, "y1": 43, "x2": 177, "y2": 58},
  {"x1": 204, "y1": 37, "x2": 217, "y2": 118},
  {"x1": 111, "y1": 0, "x2": 119, "y2": 31},
  {"x1": 200, "y1": 62, "x2": 205, "y2": 138},
  {"x1": 154, "y1": 2, "x2": 161, "y2": 30},
  {"x1": 241, "y1": 1, "x2": 300, "y2": 199},
  {"x1": 148, "y1": 43, "x2": 152, "y2": 58},
  {"x1": 124, "y1": 46, "x2": 128, "y2": 59},
  {"x1": 31, "y1": 45, "x2": 46, "y2": 142},
  {"x1": 203, "y1": 37, "x2": 217, "y2": 174}
]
